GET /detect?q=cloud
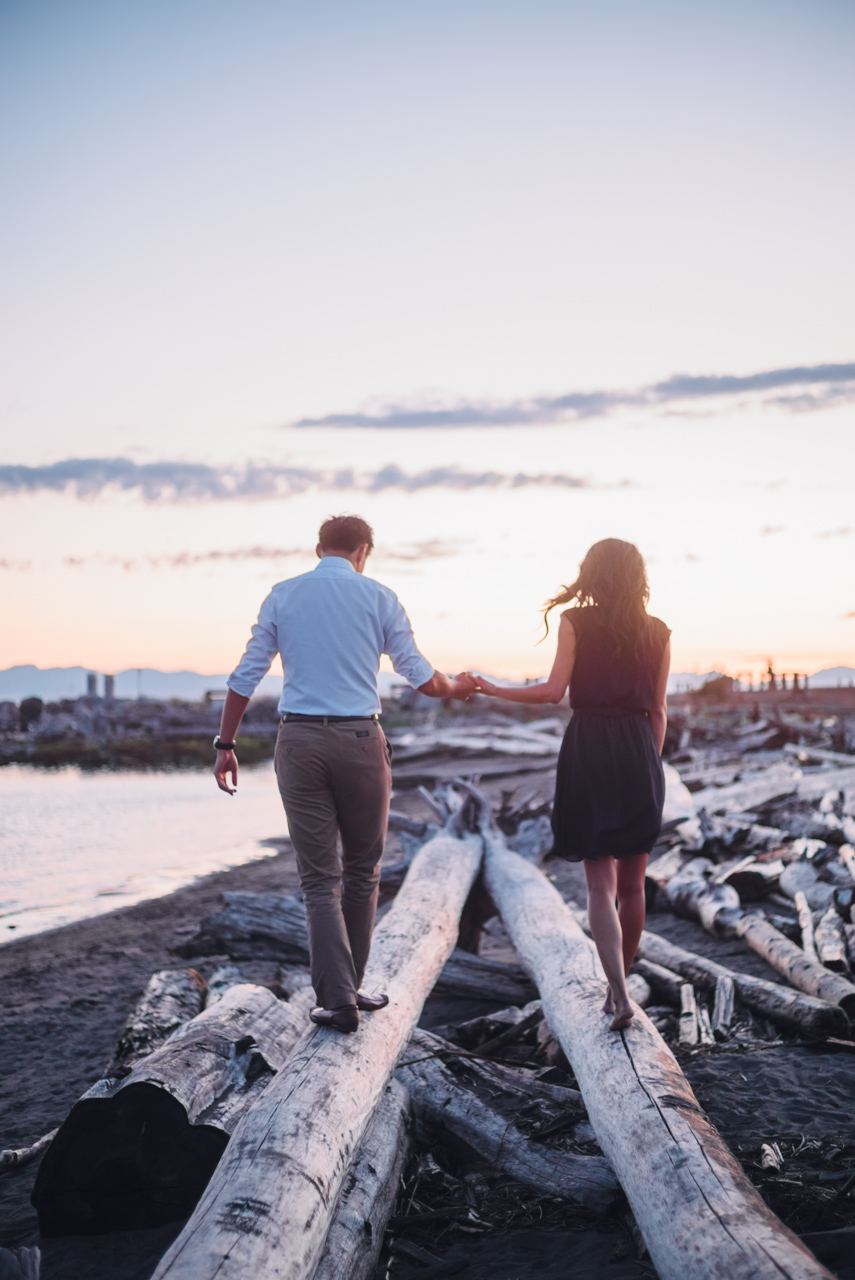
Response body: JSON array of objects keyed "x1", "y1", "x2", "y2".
[
  {"x1": 0, "y1": 558, "x2": 32, "y2": 570},
  {"x1": 817, "y1": 526, "x2": 852, "y2": 538},
  {"x1": 761, "y1": 525, "x2": 785, "y2": 535},
  {"x1": 0, "y1": 458, "x2": 590, "y2": 503},
  {"x1": 62, "y1": 539, "x2": 465, "y2": 571},
  {"x1": 290, "y1": 361, "x2": 855, "y2": 429}
]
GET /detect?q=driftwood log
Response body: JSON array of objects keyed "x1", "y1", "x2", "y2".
[
  {"x1": 795, "y1": 891, "x2": 819, "y2": 962},
  {"x1": 396, "y1": 1029, "x2": 618, "y2": 1208},
  {"x1": 634, "y1": 927, "x2": 850, "y2": 1038},
  {"x1": 312, "y1": 1079, "x2": 412, "y2": 1280},
  {"x1": 632, "y1": 957, "x2": 684, "y2": 1006},
  {"x1": 815, "y1": 907, "x2": 849, "y2": 973},
  {"x1": 179, "y1": 891, "x2": 536, "y2": 1008},
  {"x1": 108, "y1": 968, "x2": 206, "y2": 1075},
  {"x1": 481, "y1": 820, "x2": 835, "y2": 1280},
  {"x1": 734, "y1": 914, "x2": 855, "y2": 1018},
  {"x1": 0, "y1": 1129, "x2": 57, "y2": 1175},
  {"x1": 661, "y1": 858, "x2": 742, "y2": 934},
  {"x1": 33, "y1": 984, "x2": 315, "y2": 1235},
  {"x1": 712, "y1": 975, "x2": 735, "y2": 1039},
  {"x1": 1, "y1": 967, "x2": 210, "y2": 1181},
  {"x1": 152, "y1": 828, "x2": 484, "y2": 1280}
]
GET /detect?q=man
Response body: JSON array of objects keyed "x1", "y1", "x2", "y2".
[{"x1": 213, "y1": 514, "x2": 474, "y2": 1033}]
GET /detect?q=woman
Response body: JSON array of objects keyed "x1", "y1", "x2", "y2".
[{"x1": 471, "y1": 538, "x2": 670, "y2": 1031}]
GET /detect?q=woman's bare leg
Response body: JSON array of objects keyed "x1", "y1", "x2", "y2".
[
  {"x1": 616, "y1": 853, "x2": 649, "y2": 975},
  {"x1": 584, "y1": 857, "x2": 633, "y2": 1030}
]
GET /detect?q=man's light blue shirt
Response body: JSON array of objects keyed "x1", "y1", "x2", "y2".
[{"x1": 227, "y1": 556, "x2": 435, "y2": 715}]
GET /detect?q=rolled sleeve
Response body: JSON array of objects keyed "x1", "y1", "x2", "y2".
[
  {"x1": 227, "y1": 594, "x2": 279, "y2": 698},
  {"x1": 383, "y1": 598, "x2": 435, "y2": 690}
]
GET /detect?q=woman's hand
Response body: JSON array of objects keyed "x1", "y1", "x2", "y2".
[{"x1": 469, "y1": 672, "x2": 498, "y2": 696}]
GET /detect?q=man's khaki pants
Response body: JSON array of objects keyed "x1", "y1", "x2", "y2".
[{"x1": 274, "y1": 718, "x2": 392, "y2": 1009}]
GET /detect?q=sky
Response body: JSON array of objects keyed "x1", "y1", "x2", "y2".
[{"x1": 1, "y1": 0, "x2": 853, "y2": 682}]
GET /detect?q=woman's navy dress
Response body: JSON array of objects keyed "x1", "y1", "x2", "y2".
[{"x1": 551, "y1": 608, "x2": 670, "y2": 862}]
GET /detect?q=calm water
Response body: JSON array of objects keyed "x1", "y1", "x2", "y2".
[{"x1": 0, "y1": 763, "x2": 289, "y2": 943}]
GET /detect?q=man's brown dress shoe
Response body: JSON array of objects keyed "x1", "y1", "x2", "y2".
[
  {"x1": 356, "y1": 990, "x2": 389, "y2": 1012},
  {"x1": 310, "y1": 1005, "x2": 359, "y2": 1033}
]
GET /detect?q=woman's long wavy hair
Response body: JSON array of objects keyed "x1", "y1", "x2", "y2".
[{"x1": 543, "y1": 538, "x2": 651, "y2": 655}]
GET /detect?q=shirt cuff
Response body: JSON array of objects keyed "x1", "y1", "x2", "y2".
[
  {"x1": 401, "y1": 657, "x2": 436, "y2": 690},
  {"x1": 227, "y1": 673, "x2": 260, "y2": 699}
]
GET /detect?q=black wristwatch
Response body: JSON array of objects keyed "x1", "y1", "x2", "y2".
[{"x1": 213, "y1": 736, "x2": 237, "y2": 752}]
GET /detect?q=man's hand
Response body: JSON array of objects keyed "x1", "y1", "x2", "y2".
[
  {"x1": 214, "y1": 749, "x2": 238, "y2": 795},
  {"x1": 449, "y1": 672, "x2": 477, "y2": 700}
]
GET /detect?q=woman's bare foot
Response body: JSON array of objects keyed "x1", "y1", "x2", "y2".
[
  {"x1": 602, "y1": 985, "x2": 615, "y2": 1015},
  {"x1": 609, "y1": 1002, "x2": 634, "y2": 1032}
]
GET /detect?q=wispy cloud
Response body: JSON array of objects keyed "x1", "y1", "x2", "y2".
[
  {"x1": 60, "y1": 539, "x2": 465, "y2": 572},
  {"x1": 817, "y1": 526, "x2": 852, "y2": 538},
  {"x1": 0, "y1": 458, "x2": 590, "y2": 503},
  {"x1": 291, "y1": 361, "x2": 855, "y2": 429}
]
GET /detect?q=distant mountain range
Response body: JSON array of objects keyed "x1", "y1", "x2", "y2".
[
  {"x1": 0, "y1": 664, "x2": 405, "y2": 703},
  {"x1": 1, "y1": 663, "x2": 852, "y2": 704}
]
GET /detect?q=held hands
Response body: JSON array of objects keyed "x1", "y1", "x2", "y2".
[
  {"x1": 449, "y1": 672, "x2": 478, "y2": 700},
  {"x1": 465, "y1": 672, "x2": 499, "y2": 696},
  {"x1": 214, "y1": 749, "x2": 238, "y2": 795}
]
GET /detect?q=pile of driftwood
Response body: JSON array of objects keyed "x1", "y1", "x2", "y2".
[
  {"x1": 641, "y1": 733, "x2": 855, "y2": 1048},
  {"x1": 5, "y1": 771, "x2": 847, "y2": 1280}
]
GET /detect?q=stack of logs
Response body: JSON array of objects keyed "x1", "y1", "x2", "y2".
[{"x1": 3, "y1": 780, "x2": 845, "y2": 1280}]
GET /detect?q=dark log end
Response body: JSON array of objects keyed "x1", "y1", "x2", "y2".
[{"x1": 31, "y1": 1084, "x2": 228, "y2": 1237}]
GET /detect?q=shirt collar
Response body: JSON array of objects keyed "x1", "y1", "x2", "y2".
[{"x1": 313, "y1": 556, "x2": 357, "y2": 575}]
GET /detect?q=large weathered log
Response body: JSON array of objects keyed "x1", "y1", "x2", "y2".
[
  {"x1": 152, "y1": 828, "x2": 484, "y2": 1280},
  {"x1": 32, "y1": 984, "x2": 315, "y2": 1236},
  {"x1": 108, "y1": 967, "x2": 207, "y2": 1075},
  {"x1": 176, "y1": 891, "x2": 311, "y2": 962},
  {"x1": 481, "y1": 822, "x2": 835, "y2": 1280},
  {"x1": 179, "y1": 892, "x2": 535, "y2": 1008},
  {"x1": 312, "y1": 1080, "x2": 412, "y2": 1280},
  {"x1": 634, "y1": 928, "x2": 849, "y2": 1038},
  {"x1": 395, "y1": 1029, "x2": 618, "y2": 1208},
  {"x1": 734, "y1": 914, "x2": 855, "y2": 1018}
]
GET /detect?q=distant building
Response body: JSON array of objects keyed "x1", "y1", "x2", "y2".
[
  {"x1": 86, "y1": 672, "x2": 97, "y2": 698},
  {"x1": 104, "y1": 674, "x2": 115, "y2": 701}
]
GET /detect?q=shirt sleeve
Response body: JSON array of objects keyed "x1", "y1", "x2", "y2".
[
  {"x1": 227, "y1": 592, "x2": 279, "y2": 698},
  {"x1": 382, "y1": 596, "x2": 435, "y2": 690}
]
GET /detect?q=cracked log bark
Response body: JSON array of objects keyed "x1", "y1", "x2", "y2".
[
  {"x1": 152, "y1": 828, "x2": 484, "y2": 1280},
  {"x1": 311, "y1": 1080, "x2": 412, "y2": 1280},
  {"x1": 482, "y1": 822, "x2": 834, "y2": 1280},
  {"x1": 32, "y1": 984, "x2": 315, "y2": 1236},
  {"x1": 395, "y1": 1029, "x2": 618, "y2": 1208}
]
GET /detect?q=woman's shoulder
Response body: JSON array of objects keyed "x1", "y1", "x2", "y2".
[{"x1": 647, "y1": 615, "x2": 671, "y2": 641}]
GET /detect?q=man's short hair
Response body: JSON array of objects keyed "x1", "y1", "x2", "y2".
[{"x1": 318, "y1": 514, "x2": 375, "y2": 553}]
